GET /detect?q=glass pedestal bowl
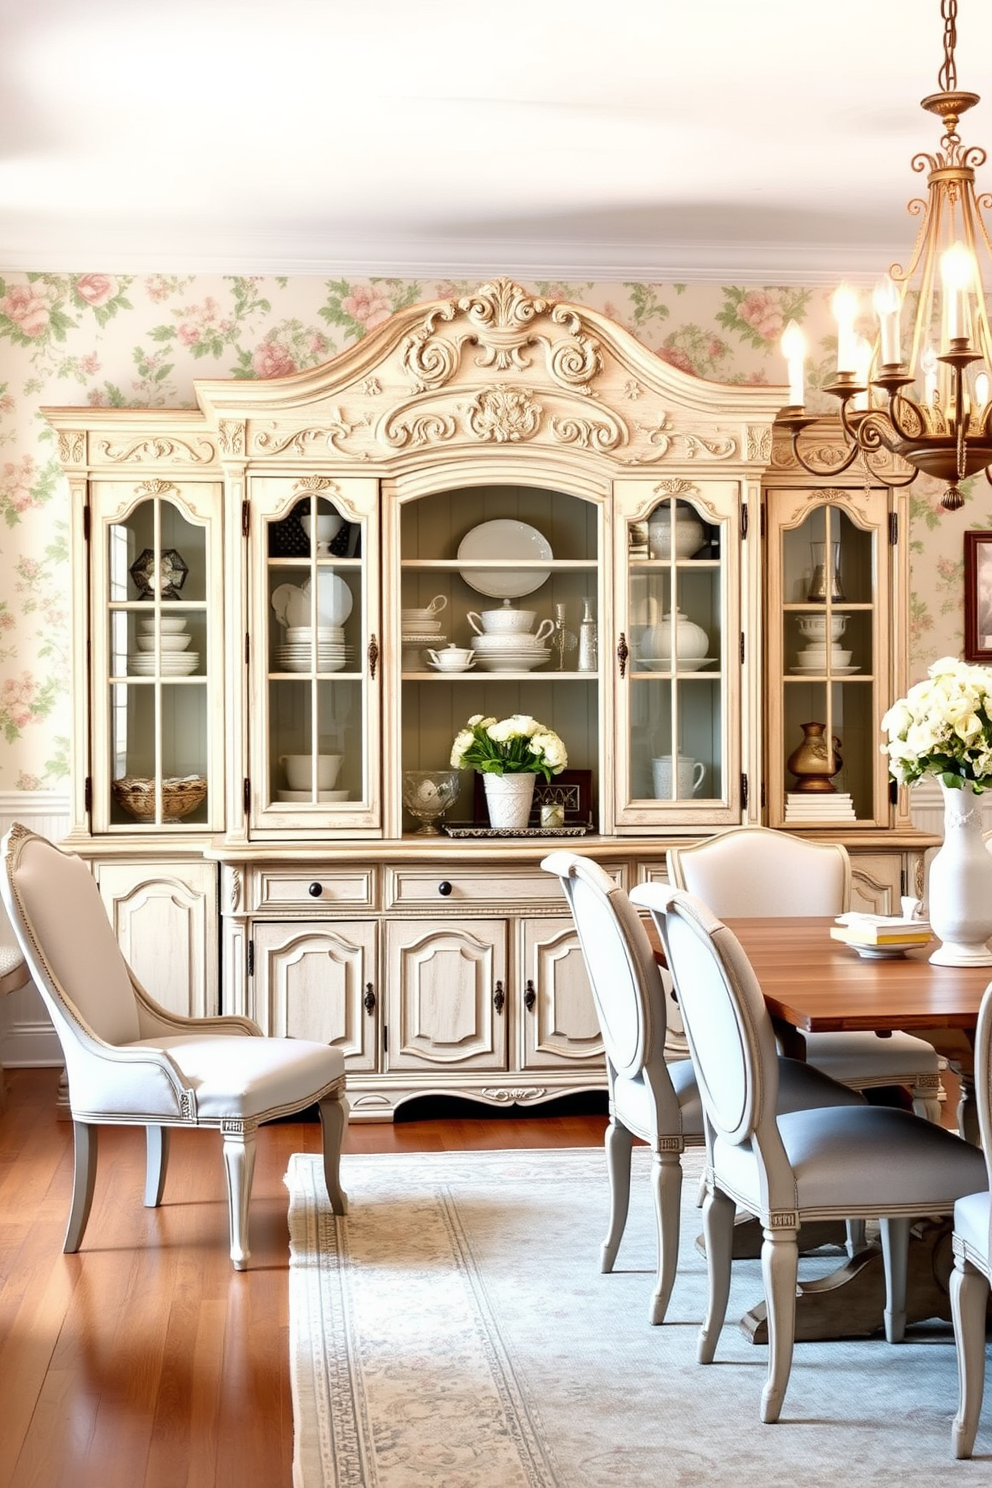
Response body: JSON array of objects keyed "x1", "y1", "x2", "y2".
[{"x1": 402, "y1": 770, "x2": 461, "y2": 835}]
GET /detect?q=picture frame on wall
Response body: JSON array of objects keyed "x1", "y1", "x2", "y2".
[{"x1": 963, "y1": 530, "x2": 992, "y2": 661}]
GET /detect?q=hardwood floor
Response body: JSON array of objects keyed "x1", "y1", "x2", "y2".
[{"x1": 0, "y1": 1068, "x2": 607, "y2": 1488}]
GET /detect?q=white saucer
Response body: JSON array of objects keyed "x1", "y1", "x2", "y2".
[
  {"x1": 428, "y1": 662, "x2": 476, "y2": 673},
  {"x1": 849, "y1": 942, "x2": 921, "y2": 959},
  {"x1": 789, "y1": 664, "x2": 861, "y2": 675},
  {"x1": 638, "y1": 656, "x2": 717, "y2": 672}
]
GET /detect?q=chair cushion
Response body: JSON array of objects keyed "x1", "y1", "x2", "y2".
[
  {"x1": 803, "y1": 1030, "x2": 939, "y2": 1081},
  {"x1": 714, "y1": 1105, "x2": 988, "y2": 1216},
  {"x1": 776, "y1": 1056, "x2": 866, "y2": 1112},
  {"x1": 954, "y1": 1190, "x2": 992, "y2": 1266},
  {"x1": 126, "y1": 1035, "x2": 345, "y2": 1121}
]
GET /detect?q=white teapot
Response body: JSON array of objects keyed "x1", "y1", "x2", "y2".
[{"x1": 640, "y1": 608, "x2": 708, "y2": 662}]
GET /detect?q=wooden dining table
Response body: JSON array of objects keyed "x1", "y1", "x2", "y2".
[{"x1": 646, "y1": 913, "x2": 992, "y2": 1343}]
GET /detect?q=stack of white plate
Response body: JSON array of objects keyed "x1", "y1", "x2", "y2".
[
  {"x1": 130, "y1": 615, "x2": 199, "y2": 676},
  {"x1": 277, "y1": 625, "x2": 353, "y2": 673},
  {"x1": 472, "y1": 634, "x2": 550, "y2": 672}
]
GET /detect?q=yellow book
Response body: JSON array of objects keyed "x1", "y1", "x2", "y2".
[{"x1": 830, "y1": 920, "x2": 932, "y2": 947}]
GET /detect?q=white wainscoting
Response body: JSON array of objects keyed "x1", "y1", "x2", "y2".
[{"x1": 0, "y1": 793, "x2": 70, "y2": 1066}]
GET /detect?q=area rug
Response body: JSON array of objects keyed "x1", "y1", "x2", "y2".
[{"x1": 286, "y1": 1146, "x2": 989, "y2": 1487}]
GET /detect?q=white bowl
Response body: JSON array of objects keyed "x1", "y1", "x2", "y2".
[
  {"x1": 134, "y1": 632, "x2": 192, "y2": 652},
  {"x1": 798, "y1": 612, "x2": 848, "y2": 643},
  {"x1": 139, "y1": 615, "x2": 188, "y2": 634},
  {"x1": 471, "y1": 632, "x2": 546, "y2": 650},
  {"x1": 301, "y1": 514, "x2": 345, "y2": 552},
  {"x1": 469, "y1": 606, "x2": 536, "y2": 635},
  {"x1": 797, "y1": 649, "x2": 852, "y2": 668},
  {"x1": 279, "y1": 753, "x2": 343, "y2": 790}
]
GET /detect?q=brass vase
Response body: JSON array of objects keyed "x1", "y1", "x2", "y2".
[{"x1": 786, "y1": 722, "x2": 843, "y2": 793}]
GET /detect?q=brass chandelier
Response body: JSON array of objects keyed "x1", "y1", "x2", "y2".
[{"x1": 779, "y1": 0, "x2": 992, "y2": 511}]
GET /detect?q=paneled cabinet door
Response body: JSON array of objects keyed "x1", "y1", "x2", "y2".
[
  {"x1": 250, "y1": 921, "x2": 378, "y2": 1069},
  {"x1": 383, "y1": 919, "x2": 508, "y2": 1072},
  {"x1": 519, "y1": 916, "x2": 604, "y2": 1070},
  {"x1": 612, "y1": 476, "x2": 745, "y2": 828},
  {"x1": 97, "y1": 860, "x2": 219, "y2": 1019}
]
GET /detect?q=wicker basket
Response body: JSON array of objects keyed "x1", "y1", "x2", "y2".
[{"x1": 112, "y1": 775, "x2": 207, "y2": 822}]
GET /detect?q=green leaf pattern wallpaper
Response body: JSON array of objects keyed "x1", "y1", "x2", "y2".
[{"x1": 0, "y1": 271, "x2": 983, "y2": 788}]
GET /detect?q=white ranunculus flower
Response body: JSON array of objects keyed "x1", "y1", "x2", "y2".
[{"x1": 880, "y1": 656, "x2": 992, "y2": 791}]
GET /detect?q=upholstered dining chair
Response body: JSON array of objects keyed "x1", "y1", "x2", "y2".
[
  {"x1": 541, "y1": 850, "x2": 866, "y2": 1324},
  {"x1": 667, "y1": 826, "x2": 942, "y2": 1121},
  {"x1": 632, "y1": 882, "x2": 987, "y2": 1425},
  {"x1": 0, "y1": 823, "x2": 349, "y2": 1270},
  {"x1": 949, "y1": 978, "x2": 992, "y2": 1458}
]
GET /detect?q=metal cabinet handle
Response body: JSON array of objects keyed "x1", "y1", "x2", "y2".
[
  {"x1": 308, "y1": 882, "x2": 323, "y2": 897},
  {"x1": 368, "y1": 634, "x2": 379, "y2": 680},
  {"x1": 363, "y1": 983, "x2": 376, "y2": 1016},
  {"x1": 616, "y1": 632, "x2": 629, "y2": 678},
  {"x1": 524, "y1": 980, "x2": 536, "y2": 1011},
  {"x1": 438, "y1": 880, "x2": 453, "y2": 897},
  {"x1": 493, "y1": 981, "x2": 505, "y2": 1015}
]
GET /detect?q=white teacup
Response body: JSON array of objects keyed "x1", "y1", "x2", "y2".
[
  {"x1": 468, "y1": 606, "x2": 536, "y2": 634},
  {"x1": 652, "y1": 755, "x2": 705, "y2": 798},
  {"x1": 427, "y1": 646, "x2": 475, "y2": 672},
  {"x1": 280, "y1": 753, "x2": 343, "y2": 790}
]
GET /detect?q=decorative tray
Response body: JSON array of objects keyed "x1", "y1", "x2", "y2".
[{"x1": 442, "y1": 824, "x2": 591, "y2": 838}]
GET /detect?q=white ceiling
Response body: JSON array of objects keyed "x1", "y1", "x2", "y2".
[{"x1": 3, "y1": 0, "x2": 992, "y2": 282}]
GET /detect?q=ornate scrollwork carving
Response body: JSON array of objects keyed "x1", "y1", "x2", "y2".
[
  {"x1": 229, "y1": 870, "x2": 242, "y2": 913},
  {"x1": 93, "y1": 435, "x2": 217, "y2": 465},
  {"x1": 381, "y1": 402, "x2": 458, "y2": 450},
  {"x1": 550, "y1": 410, "x2": 626, "y2": 453},
  {"x1": 252, "y1": 409, "x2": 359, "y2": 457},
  {"x1": 400, "y1": 278, "x2": 602, "y2": 397},
  {"x1": 747, "y1": 424, "x2": 772, "y2": 463},
  {"x1": 480, "y1": 1086, "x2": 548, "y2": 1104},
  {"x1": 291, "y1": 474, "x2": 341, "y2": 500},
  {"x1": 218, "y1": 420, "x2": 245, "y2": 458},
  {"x1": 57, "y1": 430, "x2": 85, "y2": 464},
  {"x1": 135, "y1": 478, "x2": 180, "y2": 499},
  {"x1": 464, "y1": 386, "x2": 542, "y2": 443},
  {"x1": 681, "y1": 431, "x2": 738, "y2": 460}
]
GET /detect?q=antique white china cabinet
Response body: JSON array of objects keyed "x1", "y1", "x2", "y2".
[{"x1": 44, "y1": 280, "x2": 934, "y2": 1119}]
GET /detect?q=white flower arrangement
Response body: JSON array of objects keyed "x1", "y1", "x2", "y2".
[
  {"x1": 450, "y1": 714, "x2": 568, "y2": 782},
  {"x1": 880, "y1": 655, "x2": 992, "y2": 791}
]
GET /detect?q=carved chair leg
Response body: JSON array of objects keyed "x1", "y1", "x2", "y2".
[
  {"x1": 317, "y1": 1091, "x2": 349, "y2": 1216},
  {"x1": 761, "y1": 1226, "x2": 799, "y2": 1425},
  {"x1": 222, "y1": 1121, "x2": 258, "y2": 1271},
  {"x1": 64, "y1": 1121, "x2": 98, "y2": 1254},
  {"x1": 144, "y1": 1125, "x2": 170, "y2": 1208},
  {"x1": 950, "y1": 1257, "x2": 990, "y2": 1459},
  {"x1": 650, "y1": 1150, "x2": 683, "y2": 1325},
  {"x1": 698, "y1": 1185, "x2": 735, "y2": 1365},
  {"x1": 879, "y1": 1214, "x2": 911, "y2": 1343},
  {"x1": 600, "y1": 1117, "x2": 633, "y2": 1274}
]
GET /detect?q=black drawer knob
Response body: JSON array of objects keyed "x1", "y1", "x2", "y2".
[
  {"x1": 308, "y1": 882, "x2": 324, "y2": 897},
  {"x1": 438, "y1": 881, "x2": 453, "y2": 897}
]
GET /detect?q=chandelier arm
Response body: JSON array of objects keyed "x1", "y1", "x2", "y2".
[{"x1": 787, "y1": 422, "x2": 863, "y2": 477}]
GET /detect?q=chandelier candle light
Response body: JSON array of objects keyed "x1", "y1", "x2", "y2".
[
  {"x1": 450, "y1": 714, "x2": 568, "y2": 833},
  {"x1": 779, "y1": 0, "x2": 992, "y2": 512},
  {"x1": 881, "y1": 657, "x2": 992, "y2": 964}
]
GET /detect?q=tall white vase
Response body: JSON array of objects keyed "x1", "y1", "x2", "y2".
[
  {"x1": 483, "y1": 772, "x2": 537, "y2": 832},
  {"x1": 928, "y1": 779, "x2": 992, "y2": 966}
]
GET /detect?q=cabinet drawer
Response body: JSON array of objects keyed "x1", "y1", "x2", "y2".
[
  {"x1": 386, "y1": 866, "x2": 567, "y2": 909},
  {"x1": 254, "y1": 868, "x2": 377, "y2": 909}
]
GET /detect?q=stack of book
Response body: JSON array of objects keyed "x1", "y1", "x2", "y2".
[
  {"x1": 829, "y1": 914, "x2": 933, "y2": 950},
  {"x1": 784, "y1": 791, "x2": 857, "y2": 823}
]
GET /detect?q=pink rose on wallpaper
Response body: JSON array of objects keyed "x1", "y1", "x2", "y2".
[
  {"x1": 738, "y1": 290, "x2": 784, "y2": 342},
  {"x1": 2, "y1": 672, "x2": 38, "y2": 728},
  {"x1": 178, "y1": 323, "x2": 202, "y2": 347},
  {"x1": 2, "y1": 455, "x2": 37, "y2": 512},
  {"x1": 1, "y1": 284, "x2": 51, "y2": 338},
  {"x1": 659, "y1": 345, "x2": 696, "y2": 376},
  {"x1": 342, "y1": 285, "x2": 391, "y2": 329},
  {"x1": 252, "y1": 341, "x2": 297, "y2": 378},
  {"x1": 75, "y1": 274, "x2": 118, "y2": 307}
]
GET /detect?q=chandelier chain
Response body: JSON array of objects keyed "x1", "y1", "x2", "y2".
[{"x1": 938, "y1": 0, "x2": 958, "y2": 96}]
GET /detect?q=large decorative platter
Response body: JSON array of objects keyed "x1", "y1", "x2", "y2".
[{"x1": 456, "y1": 520, "x2": 553, "y2": 598}]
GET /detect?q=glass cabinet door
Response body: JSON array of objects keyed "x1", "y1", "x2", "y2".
[
  {"x1": 613, "y1": 478, "x2": 742, "y2": 827},
  {"x1": 249, "y1": 476, "x2": 380, "y2": 832},
  {"x1": 392, "y1": 482, "x2": 602, "y2": 837},
  {"x1": 766, "y1": 487, "x2": 892, "y2": 827},
  {"x1": 90, "y1": 479, "x2": 222, "y2": 832}
]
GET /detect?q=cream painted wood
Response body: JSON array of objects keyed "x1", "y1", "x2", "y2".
[
  {"x1": 612, "y1": 476, "x2": 746, "y2": 830},
  {"x1": 383, "y1": 918, "x2": 508, "y2": 1072},
  {"x1": 849, "y1": 853, "x2": 903, "y2": 915},
  {"x1": 253, "y1": 867, "x2": 376, "y2": 909},
  {"x1": 518, "y1": 915, "x2": 603, "y2": 1070},
  {"x1": 250, "y1": 920, "x2": 377, "y2": 1070},
  {"x1": 385, "y1": 864, "x2": 571, "y2": 909},
  {"x1": 42, "y1": 284, "x2": 937, "y2": 1118},
  {"x1": 97, "y1": 859, "x2": 218, "y2": 1019}
]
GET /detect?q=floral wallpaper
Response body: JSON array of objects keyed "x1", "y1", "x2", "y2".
[{"x1": 0, "y1": 271, "x2": 984, "y2": 789}]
